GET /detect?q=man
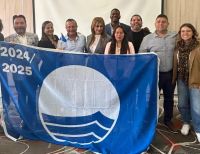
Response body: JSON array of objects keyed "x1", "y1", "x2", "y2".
[
  {"x1": 139, "y1": 14, "x2": 177, "y2": 132},
  {"x1": 105, "y1": 8, "x2": 130, "y2": 36},
  {"x1": 5, "y1": 15, "x2": 38, "y2": 45},
  {"x1": 57, "y1": 18, "x2": 86, "y2": 52},
  {"x1": 4, "y1": 15, "x2": 39, "y2": 138},
  {"x1": 127, "y1": 14, "x2": 150, "y2": 53}
]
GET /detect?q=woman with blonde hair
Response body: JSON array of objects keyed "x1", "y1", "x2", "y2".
[{"x1": 86, "y1": 17, "x2": 111, "y2": 54}]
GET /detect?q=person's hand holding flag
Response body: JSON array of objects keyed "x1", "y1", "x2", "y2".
[{"x1": 57, "y1": 33, "x2": 67, "y2": 50}]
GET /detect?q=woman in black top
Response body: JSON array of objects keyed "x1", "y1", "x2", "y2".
[{"x1": 38, "y1": 21, "x2": 58, "y2": 49}]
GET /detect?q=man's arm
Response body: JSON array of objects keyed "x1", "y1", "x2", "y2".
[
  {"x1": 138, "y1": 35, "x2": 149, "y2": 53},
  {"x1": 34, "y1": 34, "x2": 39, "y2": 46}
]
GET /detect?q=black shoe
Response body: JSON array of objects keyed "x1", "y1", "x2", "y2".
[{"x1": 164, "y1": 121, "x2": 178, "y2": 133}]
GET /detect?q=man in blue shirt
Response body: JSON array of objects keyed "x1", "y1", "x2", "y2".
[
  {"x1": 57, "y1": 18, "x2": 86, "y2": 52},
  {"x1": 139, "y1": 14, "x2": 177, "y2": 132}
]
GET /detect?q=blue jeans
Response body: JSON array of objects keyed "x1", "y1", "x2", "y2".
[{"x1": 177, "y1": 79, "x2": 200, "y2": 133}]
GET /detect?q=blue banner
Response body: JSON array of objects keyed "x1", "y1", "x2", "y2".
[{"x1": 0, "y1": 42, "x2": 158, "y2": 154}]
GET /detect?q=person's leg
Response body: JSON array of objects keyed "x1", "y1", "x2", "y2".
[
  {"x1": 177, "y1": 80, "x2": 191, "y2": 123},
  {"x1": 189, "y1": 87, "x2": 200, "y2": 142},
  {"x1": 159, "y1": 72, "x2": 177, "y2": 132},
  {"x1": 177, "y1": 79, "x2": 191, "y2": 135},
  {"x1": 162, "y1": 72, "x2": 174, "y2": 123}
]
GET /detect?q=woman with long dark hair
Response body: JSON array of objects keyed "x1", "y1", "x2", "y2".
[
  {"x1": 104, "y1": 25, "x2": 135, "y2": 54},
  {"x1": 38, "y1": 21, "x2": 58, "y2": 49},
  {"x1": 172, "y1": 23, "x2": 200, "y2": 142}
]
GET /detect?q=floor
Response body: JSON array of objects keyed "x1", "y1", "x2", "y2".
[{"x1": 0, "y1": 97, "x2": 200, "y2": 154}]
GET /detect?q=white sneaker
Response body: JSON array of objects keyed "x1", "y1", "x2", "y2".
[
  {"x1": 181, "y1": 124, "x2": 190, "y2": 135},
  {"x1": 196, "y1": 132, "x2": 200, "y2": 142},
  {"x1": 18, "y1": 135, "x2": 23, "y2": 140}
]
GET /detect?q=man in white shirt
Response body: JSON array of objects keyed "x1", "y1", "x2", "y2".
[{"x1": 57, "y1": 18, "x2": 86, "y2": 52}]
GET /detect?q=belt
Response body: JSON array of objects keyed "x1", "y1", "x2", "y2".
[{"x1": 159, "y1": 70, "x2": 173, "y2": 74}]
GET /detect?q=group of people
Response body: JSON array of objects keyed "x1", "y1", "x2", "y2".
[
  {"x1": 0, "y1": 8, "x2": 200, "y2": 143},
  {"x1": 0, "y1": 8, "x2": 150, "y2": 54}
]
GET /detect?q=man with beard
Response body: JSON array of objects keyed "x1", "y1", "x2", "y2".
[
  {"x1": 5, "y1": 15, "x2": 38, "y2": 45},
  {"x1": 127, "y1": 14, "x2": 150, "y2": 53},
  {"x1": 4, "y1": 15, "x2": 39, "y2": 139},
  {"x1": 105, "y1": 8, "x2": 130, "y2": 36}
]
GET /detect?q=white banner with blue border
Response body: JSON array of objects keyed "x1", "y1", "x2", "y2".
[{"x1": 0, "y1": 42, "x2": 158, "y2": 154}]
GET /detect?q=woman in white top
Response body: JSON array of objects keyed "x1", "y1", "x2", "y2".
[
  {"x1": 86, "y1": 17, "x2": 111, "y2": 54},
  {"x1": 104, "y1": 25, "x2": 135, "y2": 54}
]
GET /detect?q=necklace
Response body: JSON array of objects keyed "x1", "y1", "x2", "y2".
[
  {"x1": 116, "y1": 46, "x2": 121, "y2": 54},
  {"x1": 116, "y1": 42, "x2": 121, "y2": 50},
  {"x1": 116, "y1": 45, "x2": 121, "y2": 49}
]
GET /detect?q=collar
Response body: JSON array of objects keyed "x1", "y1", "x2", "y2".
[
  {"x1": 16, "y1": 33, "x2": 26, "y2": 37},
  {"x1": 153, "y1": 31, "x2": 170, "y2": 38},
  {"x1": 65, "y1": 33, "x2": 79, "y2": 41}
]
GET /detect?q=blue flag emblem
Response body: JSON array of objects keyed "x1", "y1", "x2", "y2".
[
  {"x1": 60, "y1": 33, "x2": 67, "y2": 42},
  {"x1": 0, "y1": 42, "x2": 158, "y2": 154},
  {"x1": 39, "y1": 66, "x2": 120, "y2": 144}
]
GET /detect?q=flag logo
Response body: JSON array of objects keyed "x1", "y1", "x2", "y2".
[
  {"x1": 60, "y1": 33, "x2": 67, "y2": 42},
  {"x1": 38, "y1": 65, "x2": 120, "y2": 145}
]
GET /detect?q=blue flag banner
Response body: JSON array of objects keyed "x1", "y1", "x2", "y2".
[{"x1": 0, "y1": 42, "x2": 158, "y2": 154}]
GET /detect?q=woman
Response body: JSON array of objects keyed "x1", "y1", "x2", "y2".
[
  {"x1": 86, "y1": 17, "x2": 111, "y2": 54},
  {"x1": 0, "y1": 19, "x2": 4, "y2": 41},
  {"x1": 104, "y1": 25, "x2": 135, "y2": 54},
  {"x1": 38, "y1": 21, "x2": 58, "y2": 49},
  {"x1": 172, "y1": 23, "x2": 200, "y2": 142}
]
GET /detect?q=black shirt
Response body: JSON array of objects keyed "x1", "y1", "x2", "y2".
[
  {"x1": 38, "y1": 35, "x2": 59, "y2": 49},
  {"x1": 128, "y1": 28, "x2": 150, "y2": 53}
]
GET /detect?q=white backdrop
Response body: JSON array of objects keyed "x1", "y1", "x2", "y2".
[{"x1": 34, "y1": 0, "x2": 161, "y2": 39}]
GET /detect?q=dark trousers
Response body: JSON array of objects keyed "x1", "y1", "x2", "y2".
[{"x1": 159, "y1": 70, "x2": 174, "y2": 123}]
